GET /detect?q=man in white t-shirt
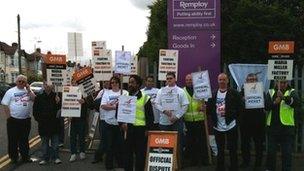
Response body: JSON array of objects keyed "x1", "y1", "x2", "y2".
[
  {"x1": 1, "y1": 75, "x2": 36, "y2": 163},
  {"x1": 206, "y1": 73, "x2": 242, "y2": 171},
  {"x1": 141, "y1": 75, "x2": 160, "y2": 129},
  {"x1": 155, "y1": 72, "x2": 189, "y2": 165}
]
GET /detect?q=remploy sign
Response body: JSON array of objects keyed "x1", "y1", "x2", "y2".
[{"x1": 168, "y1": 0, "x2": 220, "y2": 88}]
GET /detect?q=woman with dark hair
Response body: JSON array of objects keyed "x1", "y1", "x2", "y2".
[{"x1": 101, "y1": 76, "x2": 128, "y2": 170}]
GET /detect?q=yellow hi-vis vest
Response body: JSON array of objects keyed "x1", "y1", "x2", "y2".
[
  {"x1": 267, "y1": 89, "x2": 295, "y2": 126},
  {"x1": 183, "y1": 87, "x2": 205, "y2": 122},
  {"x1": 134, "y1": 93, "x2": 150, "y2": 126}
]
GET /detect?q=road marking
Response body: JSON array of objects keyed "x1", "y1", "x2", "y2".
[
  {"x1": 0, "y1": 118, "x2": 69, "y2": 169},
  {"x1": 0, "y1": 135, "x2": 41, "y2": 169}
]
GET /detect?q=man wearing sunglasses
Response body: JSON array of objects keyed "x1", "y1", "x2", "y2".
[{"x1": 1, "y1": 75, "x2": 36, "y2": 164}]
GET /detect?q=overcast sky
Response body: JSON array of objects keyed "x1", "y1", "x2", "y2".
[{"x1": 0, "y1": 0, "x2": 154, "y2": 64}]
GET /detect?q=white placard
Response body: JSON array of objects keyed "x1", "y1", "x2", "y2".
[
  {"x1": 160, "y1": 87, "x2": 179, "y2": 110},
  {"x1": 117, "y1": 95, "x2": 137, "y2": 124},
  {"x1": 192, "y1": 70, "x2": 212, "y2": 100},
  {"x1": 148, "y1": 153, "x2": 173, "y2": 171},
  {"x1": 244, "y1": 82, "x2": 265, "y2": 109},
  {"x1": 267, "y1": 59, "x2": 293, "y2": 80},
  {"x1": 61, "y1": 86, "x2": 82, "y2": 117},
  {"x1": 158, "y1": 49, "x2": 178, "y2": 81},
  {"x1": 131, "y1": 55, "x2": 138, "y2": 75},
  {"x1": 73, "y1": 67, "x2": 99, "y2": 98},
  {"x1": 93, "y1": 49, "x2": 112, "y2": 81},
  {"x1": 92, "y1": 41, "x2": 107, "y2": 57},
  {"x1": 115, "y1": 51, "x2": 132, "y2": 74},
  {"x1": 66, "y1": 66, "x2": 74, "y2": 86}
]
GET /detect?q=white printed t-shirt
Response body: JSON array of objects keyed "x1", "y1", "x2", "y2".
[
  {"x1": 214, "y1": 90, "x2": 236, "y2": 132},
  {"x1": 101, "y1": 89, "x2": 128, "y2": 125},
  {"x1": 141, "y1": 87, "x2": 160, "y2": 124},
  {"x1": 1, "y1": 86, "x2": 33, "y2": 119}
]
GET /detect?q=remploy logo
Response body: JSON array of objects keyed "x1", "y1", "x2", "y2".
[{"x1": 179, "y1": 1, "x2": 209, "y2": 9}]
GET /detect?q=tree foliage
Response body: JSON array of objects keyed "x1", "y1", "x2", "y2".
[
  {"x1": 138, "y1": 0, "x2": 304, "y2": 65},
  {"x1": 137, "y1": 0, "x2": 167, "y2": 62}
]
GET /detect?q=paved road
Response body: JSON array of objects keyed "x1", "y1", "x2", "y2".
[{"x1": 0, "y1": 106, "x2": 38, "y2": 158}]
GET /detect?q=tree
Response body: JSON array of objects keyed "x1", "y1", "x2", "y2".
[
  {"x1": 138, "y1": 0, "x2": 304, "y2": 65},
  {"x1": 137, "y1": 0, "x2": 167, "y2": 63}
]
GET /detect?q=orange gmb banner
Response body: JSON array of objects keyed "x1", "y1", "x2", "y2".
[
  {"x1": 73, "y1": 67, "x2": 93, "y2": 81},
  {"x1": 44, "y1": 54, "x2": 66, "y2": 64},
  {"x1": 149, "y1": 132, "x2": 177, "y2": 148},
  {"x1": 268, "y1": 41, "x2": 295, "y2": 54}
]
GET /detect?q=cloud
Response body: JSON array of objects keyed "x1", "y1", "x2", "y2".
[
  {"x1": 129, "y1": 0, "x2": 154, "y2": 10},
  {"x1": 22, "y1": 22, "x2": 53, "y2": 29},
  {"x1": 61, "y1": 19, "x2": 86, "y2": 31}
]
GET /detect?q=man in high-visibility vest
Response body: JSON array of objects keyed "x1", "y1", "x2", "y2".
[
  {"x1": 265, "y1": 80, "x2": 300, "y2": 171},
  {"x1": 121, "y1": 75, "x2": 154, "y2": 171},
  {"x1": 183, "y1": 74, "x2": 209, "y2": 166}
]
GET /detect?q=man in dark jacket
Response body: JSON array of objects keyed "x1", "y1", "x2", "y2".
[
  {"x1": 240, "y1": 73, "x2": 266, "y2": 169},
  {"x1": 207, "y1": 73, "x2": 242, "y2": 171},
  {"x1": 265, "y1": 80, "x2": 300, "y2": 171},
  {"x1": 121, "y1": 75, "x2": 154, "y2": 171},
  {"x1": 33, "y1": 82, "x2": 62, "y2": 165}
]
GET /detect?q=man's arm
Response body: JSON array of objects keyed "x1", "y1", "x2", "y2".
[{"x1": 2, "y1": 105, "x2": 10, "y2": 119}]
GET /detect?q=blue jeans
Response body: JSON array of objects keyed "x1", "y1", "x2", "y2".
[
  {"x1": 159, "y1": 119, "x2": 184, "y2": 163},
  {"x1": 41, "y1": 134, "x2": 60, "y2": 160},
  {"x1": 70, "y1": 121, "x2": 86, "y2": 154}
]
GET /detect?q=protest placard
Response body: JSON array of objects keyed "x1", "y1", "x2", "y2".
[
  {"x1": 146, "y1": 131, "x2": 178, "y2": 171},
  {"x1": 44, "y1": 54, "x2": 67, "y2": 92},
  {"x1": 117, "y1": 95, "x2": 137, "y2": 124},
  {"x1": 115, "y1": 51, "x2": 132, "y2": 75},
  {"x1": 192, "y1": 70, "x2": 212, "y2": 100},
  {"x1": 73, "y1": 67, "x2": 98, "y2": 98},
  {"x1": 244, "y1": 82, "x2": 265, "y2": 109},
  {"x1": 61, "y1": 86, "x2": 81, "y2": 117},
  {"x1": 158, "y1": 49, "x2": 178, "y2": 81},
  {"x1": 267, "y1": 60, "x2": 293, "y2": 80},
  {"x1": 160, "y1": 87, "x2": 179, "y2": 110},
  {"x1": 93, "y1": 49, "x2": 112, "y2": 81}
]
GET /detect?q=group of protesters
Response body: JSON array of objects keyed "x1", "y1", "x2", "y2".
[{"x1": 1, "y1": 71, "x2": 301, "y2": 171}]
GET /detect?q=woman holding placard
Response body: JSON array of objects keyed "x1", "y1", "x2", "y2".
[{"x1": 101, "y1": 76, "x2": 128, "y2": 170}]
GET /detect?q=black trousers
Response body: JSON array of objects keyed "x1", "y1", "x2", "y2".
[
  {"x1": 266, "y1": 133, "x2": 294, "y2": 171},
  {"x1": 7, "y1": 117, "x2": 31, "y2": 161},
  {"x1": 240, "y1": 119, "x2": 265, "y2": 166},
  {"x1": 214, "y1": 126, "x2": 238, "y2": 171},
  {"x1": 185, "y1": 121, "x2": 208, "y2": 165},
  {"x1": 124, "y1": 125, "x2": 147, "y2": 171},
  {"x1": 105, "y1": 123, "x2": 124, "y2": 170}
]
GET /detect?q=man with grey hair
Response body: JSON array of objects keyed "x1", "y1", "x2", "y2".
[{"x1": 1, "y1": 75, "x2": 36, "y2": 163}]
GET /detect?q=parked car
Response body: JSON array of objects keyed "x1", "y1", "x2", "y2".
[
  {"x1": 30, "y1": 82, "x2": 43, "y2": 94},
  {"x1": 0, "y1": 82, "x2": 12, "y2": 101}
]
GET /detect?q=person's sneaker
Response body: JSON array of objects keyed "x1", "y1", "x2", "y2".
[
  {"x1": 69, "y1": 154, "x2": 77, "y2": 162},
  {"x1": 39, "y1": 160, "x2": 47, "y2": 165},
  {"x1": 79, "y1": 152, "x2": 86, "y2": 160},
  {"x1": 54, "y1": 158, "x2": 62, "y2": 164}
]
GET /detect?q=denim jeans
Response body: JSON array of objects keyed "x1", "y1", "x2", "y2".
[
  {"x1": 70, "y1": 120, "x2": 86, "y2": 154},
  {"x1": 41, "y1": 134, "x2": 60, "y2": 160}
]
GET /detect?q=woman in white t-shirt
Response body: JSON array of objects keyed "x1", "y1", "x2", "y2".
[{"x1": 101, "y1": 76, "x2": 127, "y2": 170}]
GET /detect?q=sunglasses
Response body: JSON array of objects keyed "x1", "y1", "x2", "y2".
[{"x1": 18, "y1": 80, "x2": 26, "y2": 83}]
